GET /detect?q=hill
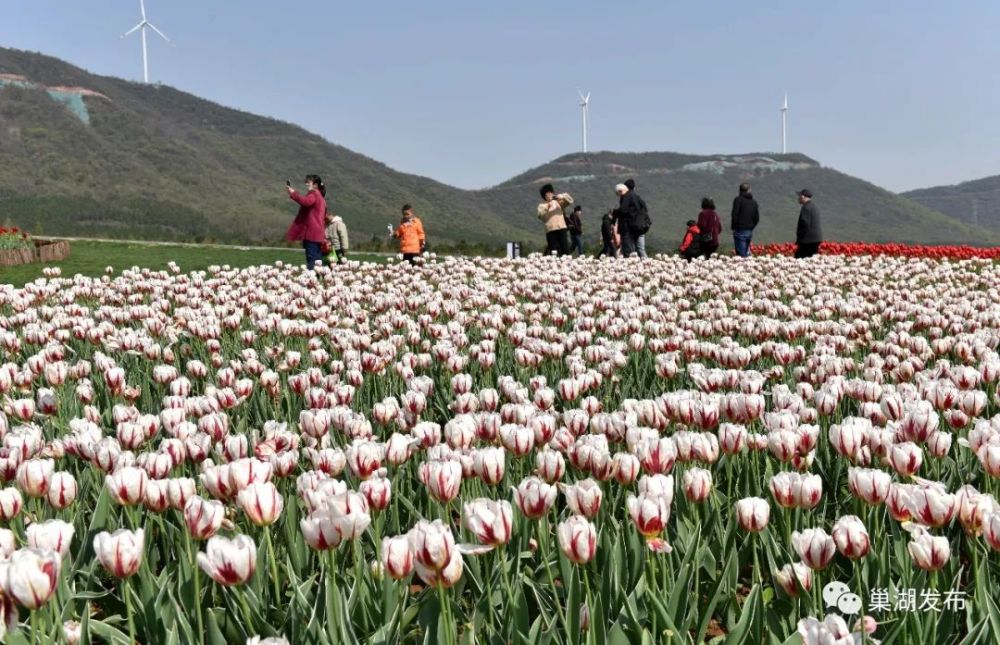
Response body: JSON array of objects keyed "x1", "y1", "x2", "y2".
[
  {"x1": 902, "y1": 175, "x2": 1000, "y2": 231},
  {"x1": 1, "y1": 47, "x2": 995, "y2": 250},
  {"x1": 0, "y1": 47, "x2": 522, "y2": 247}
]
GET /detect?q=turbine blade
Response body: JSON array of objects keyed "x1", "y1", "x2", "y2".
[
  {"x1": 148, "y1": 22, "x2": 171, "y2": 43},
  {"x1": 122, "y1": 22, "x2": 143, "y2": 37},
  {"x1": 585, "y1": 92, "x2": 590, "y2": 103},
  {"x1": 140, "y1": 0, "x2": 147, "y2": 20}
]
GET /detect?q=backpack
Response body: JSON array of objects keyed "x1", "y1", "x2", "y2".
[{"x1": 632, "y1": 194, "x2": 652, "y2": 236}]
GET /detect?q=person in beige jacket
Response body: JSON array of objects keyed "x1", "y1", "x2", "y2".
[
  {"x1": 536, "y1": 183, "x2": 574, "y2": 256},
  {"x1": 323, "y1": 211, "x2": 349, "y2": 264}
]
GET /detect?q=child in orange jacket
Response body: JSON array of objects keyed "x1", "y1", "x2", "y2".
[
  {"x1": 679, "y1": 220, "x2": 702, "y2": 261},
  {"x1": 391, "y1": 204, "x2": 426, "y2": 263}
]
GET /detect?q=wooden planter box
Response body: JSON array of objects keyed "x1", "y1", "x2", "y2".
[
  {"x1": 37, "y1": 240, "x2": 71, "y2": 263},
  {"x1": 0, "y1": 240, "x2": 71, "y2": 266}
]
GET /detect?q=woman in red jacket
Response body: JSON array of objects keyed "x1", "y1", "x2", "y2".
[{"x1": 285, "y1": 174, "x2": 328, "y2": 270}]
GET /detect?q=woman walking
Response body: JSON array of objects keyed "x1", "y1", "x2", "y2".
[
  {"x1": 285, "y1": 174, "x2": 328, "y2": 270},
  {"x1": 696, "y1": 197, "x2": 722, "y2": 259}
]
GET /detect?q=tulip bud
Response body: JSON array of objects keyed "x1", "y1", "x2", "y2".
[
  {"x1": 735, "y1": 497, "x2": 770, "y2": 532},
  {"x1": 26, "y1": 519, "x2": 75, "y2": 560},
  {"x1": 832, "y1": 515, "x2": 871, "y2": 559},
  {"x1": 235, "y1": 481, "x2": 284, "y2": 526},
  {"x1": 408, "y1": 519, "x2": 464, "y2": 588},
  {"x1": 682, "y1": 467, "x2": 713, "y2": 503},
  {"x1": 381, "y1": 535, "x2": 415, "y2": 580},
  {"x1": 359, "y1": 476, "x2": 392, "y2": 511},
  {"x1": 562, "y1": 479, "x2": 603, "y2": 519},
  {"x1": 462, "y1": 498, "x2": 514, "y2": 547},
  {"x1": 197, "y1": 534, "x2": 257, "y2": 585},
  {"x1": 184, "y1": 495, "x2": 225, "y2": 540},
  {"x1": 45, "y1": 471, "x2": 77, "y2": 510},
  {"x1": 847, "y1": 467, "x2": 892, "y2": 505},
  {"x1": 773, "y1": 562, "x2": 813, "y2": 597},
  {"x1": 792, "y1": 528, "x2": 836, "y2": 570},
  {"x1": 2, "y1": 547, "x2": 61, "y2": 608},
  {"x1": 94, "y1": 529, "x2": 144, "y2": 577},
  {"x1": 423, "y1": 460, "x2": 462, "y2": 504},
  {"x1": 512, "y1": 476, "x2": 557, "y2": 519},
  {"x1": 626, "y1": 493, "x2": 672, "y2": 552},
  {"x1": 905, "y1": 525, "x2": 949, "y2": 571},
  {"x1": 557, "y1": 515, "x2": 598, "y2": 565},
  {"x1": 15, "y1": 458, "x2": 54, "y2": 497},
  {"x1": 105, "y1": 466, "x2": 148, "y2": 506}
]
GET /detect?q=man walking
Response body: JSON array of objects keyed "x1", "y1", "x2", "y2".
[
  {"x1": 625, "y1": 178, "x2": 650, "y2": 258},
  {"x1": 536, "y1": 183, "x2": 574, "y2": 256},
  {"x1": 794, "y1": 189, "x2": 822, "y2": 258},
  {"x1": 567, "y1": 205, "x2": 584, "y2": 256},
  {"x1": 731, "y1": 182, "x2": 760, "y2": 257},
  {"x1": 614, "y1": 179, "x2": 649, "y2": 258}
]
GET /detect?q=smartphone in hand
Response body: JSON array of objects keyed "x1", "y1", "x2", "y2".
[{"x1": 286, "y1": 179, "x2": 292, "y2": 187}]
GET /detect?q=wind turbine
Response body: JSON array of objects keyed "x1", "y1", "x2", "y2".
[
  {"x1": 578, "y1": 90, "x2": 591, "y2": 153},
  {"x1": 780, "y1": 93, "x2": 789, "y2": 154},
  {"x1": 122, "y1": 0, "x2": 171, "y2": 84}
]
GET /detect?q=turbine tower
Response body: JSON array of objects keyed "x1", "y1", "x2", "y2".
[
  {"x1": 578, "y1": 90, "x2": 591, "y2": 153},
  {"x1": 122, "y1": 0, "x2": 171, "y2": 84},
  {"x1": 780, "y1": 93, "x2": 789, "y2": 154}
]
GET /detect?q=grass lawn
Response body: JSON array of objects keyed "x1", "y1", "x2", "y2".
[{"x1": 1, "y1": 240, "x2": 385, "y2": 287}]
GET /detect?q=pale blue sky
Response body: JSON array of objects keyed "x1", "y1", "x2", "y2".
[{"x1": 2, "y1": 1, "x2": 999, "y2": 191}]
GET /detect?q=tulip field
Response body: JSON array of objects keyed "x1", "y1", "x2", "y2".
[{"x1": 2, "y1": 252, "x2": 1000, "y2": 645}]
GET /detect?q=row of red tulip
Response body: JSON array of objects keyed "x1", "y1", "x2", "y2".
[{"x1": 749, "y1": 241, "x2": 1000, "y2": 259}]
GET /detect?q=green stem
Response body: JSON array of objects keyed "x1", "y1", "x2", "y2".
[
  {"x1": 263, "y1": 527, "x2": 282, "y2": 604},
  {"x1": 185, "y1": 531, "x2": 205, "y2": 645},
  {"x1": 499, "y1": 546, "x2": 516, "y2": 639},
  {"x1": 124, "y1": 578, "x2": 136, "y2": 645},
  {"x1": 538, "y1": 517, "x2": 568, "y2": 633},
  {"x1": 437, "y1": 583, "x2": 454, "y2": 645}
]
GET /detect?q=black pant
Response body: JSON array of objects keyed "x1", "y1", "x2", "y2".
[
  {"x1": 596, "y1": 240, "x2": 616, "y2": 258},
  {"x1": 545, "y1": 229, "x2": 570, "y2": 256},
  {"x1": 681, "y1": 249, "x2": 699, "y2": 262},
  {"x1": 701, "y1": 242, "x2": 719, "y2": 259},
  {"x1": 795, "y1": 242, "x2": 821, "y2": 259},
  {"x1": 403, "y1": 253, "x2": 419, "y2": 264},
  {"x1": 619, "y1": 228, "x2": 637, "y2": 257}
]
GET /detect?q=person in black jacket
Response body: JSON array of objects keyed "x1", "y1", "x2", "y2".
[
  {"x1": 625, "y1": 178, "x2": 649, "y2": 258},
  {"x1": 613, "y1": 182, "x2": 645, "y2": 257},
  {"x1": 794, "y1": 189, "x2": 823, "y2": 258},
  {"x1": 567, "y1": 205, "x2": 584, "y2": 256},
  {"x1": 731, "y1": 182, "x2": 760, "y2": 257},
  {"x1": 596, "y1": 210, "x2": 618, "y2": 258}
]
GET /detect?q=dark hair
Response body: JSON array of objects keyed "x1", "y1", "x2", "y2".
[
  {"x1": 624, "y1": 178, "x2": 636, "y2": 190},
  {"x1": 401, "y1": 204, "x2": 412, "y2": 213},
  {"x1": 686, "y1": 219, "x2": 697, "y2": 226},
  {"x1": 701, "y1": 197, "x2": 715, "y2": 210},
  {"x1": 539, "y1": 183, "x2": 554, "y2": 198},
  {"x1": 573, "y1": 205, "x2": 582, "y2": 212},
  {"x1": 739, "y1": 182, "x2": 750, "y2": 194},
  {"x1": 305, "y1": 174, "x2": 326, "y2": 197}
]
